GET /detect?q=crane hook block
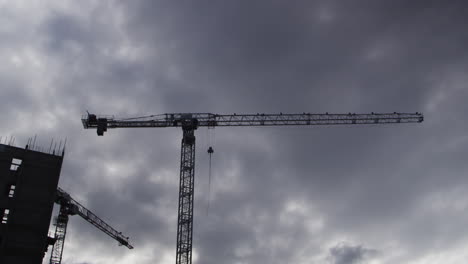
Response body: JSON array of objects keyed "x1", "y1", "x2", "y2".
[{"x1": 207, "y1": 147, "x2": 214, "y2": 154}]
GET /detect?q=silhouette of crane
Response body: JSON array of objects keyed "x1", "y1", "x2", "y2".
[
  {"x1": 49, "y1": 187, "x2": 133, "y2": 264},
  {"x1": 82, "y1": 111, "x2": 423, "y2": 264}
]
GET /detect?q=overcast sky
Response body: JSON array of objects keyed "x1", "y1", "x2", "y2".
[{"x1": 1, "y1": 1, "x2": 468, "y2": 263}]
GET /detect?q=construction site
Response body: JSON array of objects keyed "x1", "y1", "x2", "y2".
[
  {"x1": 0, "y1": 112, "x2": 423, "y2": 264},
  {"x1": 3, "y1": 1, "x2": 467, "y2": 263}
]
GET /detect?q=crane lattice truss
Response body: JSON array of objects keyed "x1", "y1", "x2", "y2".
[
  {"x1": 50, "y1": 188, "x2": 133, "y2": 264},
  {"x1": 82, "y1": 112, "x2": 423, "y2": 264}
]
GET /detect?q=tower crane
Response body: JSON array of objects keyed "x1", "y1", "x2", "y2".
[
  {"x1": 49, "y1": 187, "x2": 133, "y2": 264},
  {"x1": 82, "y1": 111, "x2": 423, "y2": 264}
]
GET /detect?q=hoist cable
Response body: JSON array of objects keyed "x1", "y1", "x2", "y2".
[{"x1": 207, "y1": 147, "x2": 214, "y2": 216}]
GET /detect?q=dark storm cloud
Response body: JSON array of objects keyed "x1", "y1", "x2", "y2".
[
  {"x1": 1, "y1": 0, "x2": 467, "y2": 263},
  {"x1": 122, "y1": 0, "x2": 468, "y2": 112},
  {"x1": 114, "y1": 1, "x2": 468, "y2": 263},
  {"x1": 329, "y1": 243, "x2": 379, "y2": 264}
]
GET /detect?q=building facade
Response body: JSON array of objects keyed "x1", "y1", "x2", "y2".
[{"x1": 0, "y1": 143, "x2": 64, "y2": 264}]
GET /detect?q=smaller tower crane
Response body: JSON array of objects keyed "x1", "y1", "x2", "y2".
[{"x1": 49, "y1": 188, "x2": 133, "y2": 264}]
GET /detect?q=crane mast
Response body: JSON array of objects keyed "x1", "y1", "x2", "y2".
[
  {"x1": 82, "y1": 112, "x2": 423, "y2": 264},
  {"x1": 50, "y1": 192, "x2": 72, "y2": 264},
  {"x1": 50, "y1": 188, "x2": 133, "y2": 264}
]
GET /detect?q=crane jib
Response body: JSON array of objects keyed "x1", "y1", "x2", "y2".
[{"x1": 82, "y1": 112, "x2": 423, "y2": 135}]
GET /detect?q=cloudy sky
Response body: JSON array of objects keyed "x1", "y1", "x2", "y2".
[{"x1": 1, "y1": 0, "x2": 468, "y2": 263}]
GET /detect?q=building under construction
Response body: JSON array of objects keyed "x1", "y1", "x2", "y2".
[
  {"x1": 0, "y1": 140, "x2": 133, "y2": 264},
  {"x1": 0, "y1": 142, "x2": 64, "y2": 264}
]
